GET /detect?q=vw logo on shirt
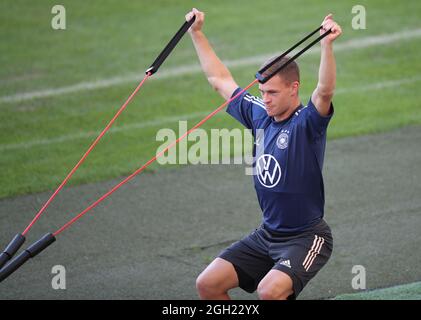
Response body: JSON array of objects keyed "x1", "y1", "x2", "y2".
[{"x1": 256, "y1": 154, "x2": 281, "y2": 188}]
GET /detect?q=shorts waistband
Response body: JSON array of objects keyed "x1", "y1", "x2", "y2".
[{"x1": 261, "y1": 219, "x2": 328, "y2": 237}]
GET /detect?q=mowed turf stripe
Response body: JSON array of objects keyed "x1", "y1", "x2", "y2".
[
  {"x1": 1, "y1": 28, "x2": 421, "y2": 104},
  {"x1": 1, "y1": 75, "x2": 421, "y2": 152}
]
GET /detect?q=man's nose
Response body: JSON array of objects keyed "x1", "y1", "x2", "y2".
[{"x1": 262, "y1": 93, "x2": 270, "y2": 103}]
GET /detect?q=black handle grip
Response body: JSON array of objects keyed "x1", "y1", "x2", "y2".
[
  {"x1": 0, "y1": 233, "x2": 26, "y2": 269},
  {"x1": 0, "y1": 254, "x2": 8, "y2": 269},
  {"x1": 26, "y1": 233, "x2": 56, "y2": 257},
  {"x1": 0, "y1": 233, "x2": 55, "y2": 283},
  {"x1": 146, "y1": 15, "x2": 196, "y2": 75},
  {"x1": 0, "y1": 250, "x2": 31, "y2": 282},
  {"x1": 256, "y1": 27, "x2": 332, "y2": 84}
]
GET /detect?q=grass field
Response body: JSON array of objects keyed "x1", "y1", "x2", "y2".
[{"x1": 1, "y1": 0, "x2": 421, "y2": 198}]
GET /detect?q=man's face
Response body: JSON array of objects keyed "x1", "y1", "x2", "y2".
[{"x1": 258, "y1": 75, "x2": 299, "y2": 120}]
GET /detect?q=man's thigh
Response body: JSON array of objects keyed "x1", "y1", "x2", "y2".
[
  {"x1": 198, "y1": 257, "x2": 239, "y2": 292},
  {"x1": 218, "y1": 229, "x2": 274, "y2": 293}
]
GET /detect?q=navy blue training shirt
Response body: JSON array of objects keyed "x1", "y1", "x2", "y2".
[{"x1": 227, "y1": 87, "x2": 334, "y2": 233}]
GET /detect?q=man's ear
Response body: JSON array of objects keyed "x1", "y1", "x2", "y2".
[{"x1": 291, "y1": 81, "x2": 300, "y2": 96}]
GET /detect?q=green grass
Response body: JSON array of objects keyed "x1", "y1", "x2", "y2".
[
  {"x1": 334, "y1": 282, "x2": 421, "y2": 300},
  {"x1": 1, "y1": 0, "x2": 421, "y2": 198}
]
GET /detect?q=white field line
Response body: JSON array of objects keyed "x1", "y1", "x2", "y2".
[
  {"x1": 334, "y1": 75, "x2": 421, "y2": 94},
  {"x1": 0, "y1": 111, "x2": 209, "y2": 152},
  {"x1": 1, "y1": 75, "x2": 421, "y2": 152},
  {"x1": 1, "y1": 28, "x2": 421, "y2": 104}
]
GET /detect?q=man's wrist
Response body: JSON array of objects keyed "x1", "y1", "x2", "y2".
[
  {"x1": 189, "y1": 29, "x2": 204, "y2": 37},
  {"x1": 321, "y1": 42, "x2": 333, "y2": 50}
]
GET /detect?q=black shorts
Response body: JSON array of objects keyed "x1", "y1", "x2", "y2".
[{"x1": 218, "y1": 219, "x2": 333, "y2": 299}]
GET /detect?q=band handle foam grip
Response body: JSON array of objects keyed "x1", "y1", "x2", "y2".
[
  {"x1": 0, "y1": 234, "x2": 26, "y2": 269},
  {"x1": 0, "y1": 233, "x2": 55, "y2": 282},
  {"x1": 145, "y1": 15, "x2": 196, "y2": 75},
  {"x1": 255, "y1": 27, "x2": 332, "y2": 84}
]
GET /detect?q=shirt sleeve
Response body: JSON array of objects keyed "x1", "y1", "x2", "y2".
[
  {"x1": 226, "y1": 87, "x2": 266, "y2": 130},
  {"x1": 304, "y1": 98, "x2": 334, "y2": 138}
]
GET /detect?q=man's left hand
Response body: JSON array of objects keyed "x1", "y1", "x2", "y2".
[{"x1": 320, "y1": 14, "x2": 342, "y2": 44}]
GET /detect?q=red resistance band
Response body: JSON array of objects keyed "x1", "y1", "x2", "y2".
[
  {"x1": 0, "y1": 16, "x2": 197, "y2": 277},
  {"x1": 0, "y1": 21, "x2": 330, "y2": 282},
  {"x1": 53, "y1": 79, "x2": 259, "y2": 236}
]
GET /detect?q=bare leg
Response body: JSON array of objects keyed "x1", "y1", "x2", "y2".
[
  {"x1": 257, "y1": 269, "x2": 294, "y2": 300},
  {"x1": 196, "y1": 258, "x2": 239, "y2": 300}
]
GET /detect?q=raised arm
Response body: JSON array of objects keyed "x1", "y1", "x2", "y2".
[
  {"x1": 311, "y1": 14, "x2": 342, "y2": 116},
  {"x1": 186, "y1": 8, "x2": 238, "y2": 100}
]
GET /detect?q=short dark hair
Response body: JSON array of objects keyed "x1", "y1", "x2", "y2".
[{"x1": 260, "y1": 55, "x2": 300, "y2": 84}]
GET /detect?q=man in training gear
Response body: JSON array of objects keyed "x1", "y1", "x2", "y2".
[{"x1": 186, "y1": 8, "x2": 342, "y2": 300}]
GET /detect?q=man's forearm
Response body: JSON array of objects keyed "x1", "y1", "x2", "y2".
[
  {"x1": 189, "y1": 30, "x2": 232, "y2": 84},
  {"x1": 317, "y1": 43, "x2": 336, "y2": 97}
]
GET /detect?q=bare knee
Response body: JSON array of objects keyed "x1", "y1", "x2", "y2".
[
  {"x1": 196, "y1": 273, "x2": 223, "y2": 299},
  {"x1": 257, "y1": 282, "x2": 293, "y2": 300},
  {"x1": 196, "y1": 273, "x2": 214, "y2": 297},
  {"x1": 195, "y1": 258, "x2": 239, "y2": 300},
  {"x1": 257, "y1": 269, "x2": 294, "y2": 300}
]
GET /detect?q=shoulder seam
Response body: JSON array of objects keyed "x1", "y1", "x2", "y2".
[{"x1": 244, "y1": 95, "x2": 266, "y2": 110}]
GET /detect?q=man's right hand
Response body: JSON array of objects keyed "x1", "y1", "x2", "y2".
[
  {"x1": 186, "y1": 8, "x2": 204, "y2": 33},
  {"x1": 185, "y1": 8, "x2": 238, "y2": 100}
]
